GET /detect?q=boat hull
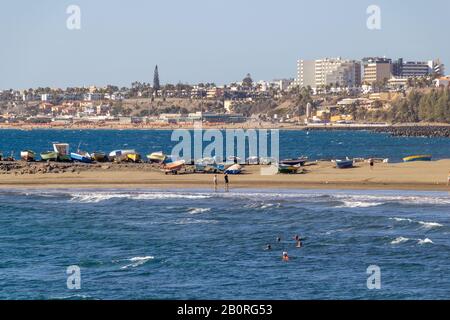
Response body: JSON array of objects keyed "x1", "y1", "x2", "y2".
[
  {"x1": 127, "y1": 153, "x2": 141, "y2": 163},
  {"x1": 280, "y1": 158, "x2": 307, "y2": 166},
  {"x1": 91, "y1": 152, "x2": 107, "y2": 162},
  {"x1": 20, "y1": 151, "x2": 36, "y2": 162},
  {"x1": 147, "y1": 152, "x2": 166, "y2": 163},
  {"x1": 403, "y1": 155, "x2": 432, "y2": 162},
  {"x1": 70, "y1": 153, "x2": 92, "y2": 163},
  {"x1": 224, "y1": 164, "x2": 242, "y2": 175},
  {"x1": 278, "y1": 164, "x2": 301, "y2": 174},
  {"x1": 41, "y1": 151, "x2": 58, "y2": 161},
  {"x1": 335, "y1": 160, "x2": 354, "y2": 169}
]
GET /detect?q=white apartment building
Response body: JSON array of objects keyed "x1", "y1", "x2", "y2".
[{"x1": 296, "y1": 58, "x2": 361, "y2": 89}]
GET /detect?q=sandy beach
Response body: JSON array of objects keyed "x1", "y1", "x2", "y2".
[{"x1": 1, "y1": 160, "x2": 449, "y2": 191}]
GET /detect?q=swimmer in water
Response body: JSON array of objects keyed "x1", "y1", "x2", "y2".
[
  {"x1": 294, "y1": 234, "x2": 300, "y2": 241},
  {"x1": 282, "y1": 251, "x2": 289, "y2": 261},
  {"x1": 266, "y1": 244, "x2": 272, "y2": 251},
  {"x1": 277, "y1": 237, "x2": 281, "y2": 243},
  {"x1": 296, "y1": 240, "x2": 303, "y2": 248}
]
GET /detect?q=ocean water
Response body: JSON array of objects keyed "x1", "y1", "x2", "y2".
[
  {"x1": 1, "y1": 188, "x2": 450, "y2": 300},
  {"x1": 1, "y1": 129, "x2": 450, "y2": 162}
]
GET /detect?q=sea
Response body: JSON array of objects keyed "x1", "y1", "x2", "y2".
[{"x1": 1, "y1": 129, "x2": 450, "y2": 300}]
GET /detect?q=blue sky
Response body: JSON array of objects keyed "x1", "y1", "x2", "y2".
[{"x1": 1, "y1": 0, "x2": 449, "y2": 89}]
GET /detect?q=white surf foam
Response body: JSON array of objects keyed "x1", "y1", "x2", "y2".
[
  {"x1": 335, "y1": 201, "x2": 382, "y2": 208},
  {"x1": 120, "y1": 256, "x2": 154, "y2": 269},
  {"x1": 418, "y1": 238, "x2": 434, "y2": 245},
  {"x1": 391, "y1": 217, "x2": 443, "y2": 229},
  {"x1": 70, "y1": 192, "x2": 212, "y2": 203},
  {"x1": 188, "y1": 208, "x2": 211, "y2": 214},
  {"x1": 391, "y1": 237, "x2": 410, "y2": 245},
  {"x1": 418, "y1": 221, "x2": 443, "y2": 229}
]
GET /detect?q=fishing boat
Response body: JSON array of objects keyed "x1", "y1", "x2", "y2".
[
  {"x1": 53, "y1": 143, "x2": 71, "y2": 162},
  {"x1": 280, "y1": 157, "x2": 308, "y2": 166},
  {"x1": 127, "y1": 153, "x2": 141, "y2": 163},
  {"x1": 147, "y1": 151, "x2": 166, "y2": 163},
  {"x1": 335, "y1": 159, "x2": 354, "y2": 169},
  {"x1": 213, "y1": 162, "x2": 234, "y2": 172},
  {"x1": 91, "y1": 152, "x2": 107, "y2": 162},
  {"x1": 278, "y1": 164, "x2": 302, "y2": 174},
  {"x1": 41, "y1": 151, "x2": 58, "y2": 161},
  {"x1": 70, "y1": 152, "x2": 92, "y2": 163},
  {"x1": 224, "y1": 164, "x2": 242, "y2": 175},
  {"x1": 194, "y1": 163, "x2": 217, "y2": 173},
  {"x1": 109, "y1": 150, "x2": 136, "y2": 162},
  {"x1": 162, "y1": 160, "x2": 186, "y2": 174},
  {"x1": 20, "y1": 150, "x2": 36, "y2": 162},
  {"x1": 403, "y1": 155, "x2": 432, "y2": 162}
]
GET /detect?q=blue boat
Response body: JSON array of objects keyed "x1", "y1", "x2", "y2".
[
  {"x1": 335, "y1": 159, "x2": 354, "y2": 169},
  {"x1": 70, "y1": 152, "x2": 92, "y2": 163},
  {"x1": 224, "y1": 164, "x2": 242, "y2": 175}
]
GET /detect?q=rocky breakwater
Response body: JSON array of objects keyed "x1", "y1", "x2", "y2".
[{"x1": 373, "y1": 126, "x2": 450, "y2": 138}]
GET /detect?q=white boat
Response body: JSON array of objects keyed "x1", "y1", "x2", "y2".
[
  {"x1": 109, "y1": 149, "x2": 136, "y2": 162},
  {"x1": 224, "y1": 164, "x2": 242, "y2": 174}
]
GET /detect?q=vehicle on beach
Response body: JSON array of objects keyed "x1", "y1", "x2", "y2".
[
  {"x1": 403, "y1": 155, "x2": 432, "y2": 162},
  {"x1": 20, "y1": 150, "x2": 36, "y2": 162},
  {"x1": 334, "y1": 159, "x2": 354, "y2": 169}
]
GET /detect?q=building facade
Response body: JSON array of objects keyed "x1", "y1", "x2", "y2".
[
  {"x1": 296, "y1": 58, "x2": 361, "y2": 89},
  {"x1": 362, "y1": 57, "x2": 393, "y2": 84}
]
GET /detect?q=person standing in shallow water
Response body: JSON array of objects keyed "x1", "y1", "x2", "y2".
[
  {"x1": 224, "y1": 173, "x2": 229, "y2": 191},
  {"x1": 213, "y1": 174, "x2": 218, "y2": 191}
]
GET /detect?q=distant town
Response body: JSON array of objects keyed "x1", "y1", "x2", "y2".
[{"x1": 1, "y1": 57, "x2": 450, "y2": 128}]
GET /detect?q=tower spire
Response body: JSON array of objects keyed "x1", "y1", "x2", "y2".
[{"x1": 153, "y1": 65, "x2": 160, "y2": 93}]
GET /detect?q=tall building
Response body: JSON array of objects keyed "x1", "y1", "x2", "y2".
[
  {"x1": 392, "y1": 58, "x2": 445, "y2": 78},
  {"x1": 296, "y1": 60, "x2": 316, "y2": 88},
  {"x1": 296, "y1": 58, "x2": 361, "y2": 89},
  {"x1": 362, "y1": 57, "x2": 392, "y2": 84}
]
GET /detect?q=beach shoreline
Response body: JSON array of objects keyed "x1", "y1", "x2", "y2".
[{"x1": 1, "y1": 160, "x2": 449, "y2": 192}]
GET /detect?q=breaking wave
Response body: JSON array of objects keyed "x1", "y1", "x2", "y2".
[
  {"x1": 391, "y1": 237, "x2": 410, "y2": 245},
  {"x1": 188, "y1": 208, "x2": 211, "y2": 214},
  {"x1": 390, "y1": 217, "x2": 443, "y2": 229},
  {"x1": 69, "y1": 192, "x2": 212, "y2": 203},
  {"x1": 120, "y1": 256, "x2": 154, "y2": 270}
]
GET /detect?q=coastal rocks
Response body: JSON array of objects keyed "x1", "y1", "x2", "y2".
[
  {"x1": 373, "y1": 126, "x2": 450, "y2": 138},
  {"x1": 305, "y1": 125, "x2": 450, "y2": 138}
]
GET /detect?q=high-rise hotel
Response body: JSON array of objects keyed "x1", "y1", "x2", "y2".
[{"x1": 296, "y1": 58, "x2": 361, "y2": 89}]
